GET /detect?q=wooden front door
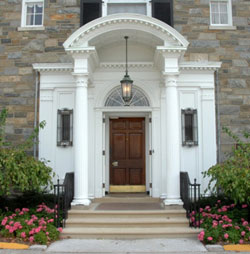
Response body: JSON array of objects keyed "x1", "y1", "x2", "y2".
[{"x1": 110, "y1": 118, "x2": 145, "y2": 192}]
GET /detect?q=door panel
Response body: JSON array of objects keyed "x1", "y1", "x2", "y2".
[{"x1": 110, "y1": 118, "x2": 145, "y2": 190}]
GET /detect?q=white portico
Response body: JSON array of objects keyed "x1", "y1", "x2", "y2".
[{"x1": 34, "y1": 14, "x2": 221, "y2": 206}]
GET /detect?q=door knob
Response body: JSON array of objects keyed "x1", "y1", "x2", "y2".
[{"x1": 112, "y1": 161, "x2": 118, "y2": 166}]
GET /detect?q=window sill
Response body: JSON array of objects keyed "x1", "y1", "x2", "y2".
[
  {"x1": 209, "y1": 25, "x2": 236, "y2": 30},
  {"x1": 17, "y1": 26, "x2": 45, "y2": 31}
]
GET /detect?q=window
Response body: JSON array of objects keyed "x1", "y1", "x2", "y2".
[
  {"x1": 181, "y1": 108, "x2": 198, "y2": 146},
  {"x1": 80, "y1": 0, "x2": 102, "y2": 26},
  {"x1": 152, "y1": 0, "x2": 173, "y2": 27},
  {"x1": 105, "y1": 86, "x2": 149, "y2": 107},
  {"x1": 21, "y1": 0, "x2": 44, "y2": 27},
  {"x1": 210, "y1": 0, "x2": 232, "y2": 26},
  {"x1": 107, "y1": 3, "x2": 147, "y2": 15},
  {"x1": 57, "y1": 109, "x2": 73, "y2": 147}
]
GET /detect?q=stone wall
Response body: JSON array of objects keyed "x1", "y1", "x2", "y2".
[
  {"x1": 174, "y1": 0, "x2": 250, "y2": 160},
  {"x1": 0, "y1": 0, "x2": 249, "y2": 159}
]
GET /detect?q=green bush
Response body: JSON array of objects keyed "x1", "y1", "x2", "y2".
[
  {"x1": 203, "y1": 127, "x2": 250, "y2": 204},
  {"x1": 0, "y1": 108, "x2": 54, "y2": 196}
]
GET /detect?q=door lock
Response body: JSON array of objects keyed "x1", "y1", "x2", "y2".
[{"x1": 112, "y1": 161, "x2": 118, "y2": 167}]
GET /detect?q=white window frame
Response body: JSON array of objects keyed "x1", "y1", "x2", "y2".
[
  {"x1": 102, "y1": 0, "x2": 151, "y2": 17},
  {"x1": 21, "y1": 0, "x2": 44, "y2": 28},
  {"x1": 209, "y1": 0, "x2": 235, "y2": 30}
]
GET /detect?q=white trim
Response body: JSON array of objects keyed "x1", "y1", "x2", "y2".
[
  {"x1": 63, "y1": 14, "x2": 189, "y2": 49},
  {"x1": 209, "y1": 25, "x2": 236, "y2": 30},
  {"x1": 209, "y1": 0, "x2": 233, "y2": 27},
  {"x1": 17, "y1": 26, "x2": 45, "y2": 31},
  {"x1": 21, "y1": 0, "x2": 44, "y2": 28}
]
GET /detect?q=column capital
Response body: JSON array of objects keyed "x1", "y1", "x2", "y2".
[
  {"x1": 162, "y1": 72, "x2": 179, "y2": 87},
  {"x1": 72, "y1": 73, "x2": 89, "y2": 88}
]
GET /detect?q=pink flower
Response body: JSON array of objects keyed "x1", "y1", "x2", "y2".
[
  {"x1": 243, "y1": 221, "x2": 248, "y2": 226},
  {"x1": 22, "y1": 208, "x2": 29, "y2": 212},
  {"x1": 35, "y1": 227, "x2": 41, "y2": 233},
  {"x1": 46, "y1": 232, "x2": 49, "y2": 236},
  {"x1": 200, "y1": 208, "x2": 203, "y2": 212},
  {"x1": 230, "y1": 204, "x2": 236, "y2": 208},
  {"x1": 21, "y1": 232, "x2": 26, "y2": 238},
  {"x1": 224, "y1": 233, "x2": 229, "y2": 239},
  {"x1": 5, "y1": 225, "x2": 10, "y2": 230},
  {"x1": 241, "y1": 231, "x2": 246, "y2": 236},
  {"x1": 242, "y1": 204, "x2": 248, "y2": 208},
  {"x1": 29, "y1": 236, "x2": 34, "y2": 243},
  {"x1": 239, "y1": 239, "x2": 244, "y2": 244},
  {"x1": 217, "y1": 200, "x2": 221, "y2": 203},
  {"x1": 1, "y1": 217, "x2": 8, "y2": 226},
  {"x1": 222, "y1": 224, "x2": 228, "y2": 229},
  {"x1": 57, "y1": 227, "x2": 63, "y2": 233},
  {"x1": 198, "y1": 231, "x2": 205, "y2": 241},
  {"x1": 218, "y1": 209, "x2": 222, "y2": 213},
  {"x1": 19, "y1": 211, "x2": 24, "y2": 215},
  {"x1": 235, "y1": 226, "x2": 240, "y2": 230},
  {"x1": 15, "y1": 208, "x2": 20, "y2": 212},
  {"x1": 207, "y1": 236, "x2": 213, "y2": 241}
]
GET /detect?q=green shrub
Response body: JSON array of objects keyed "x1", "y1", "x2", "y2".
[
  {"x1": 0, "y1": 108, "x2": 54, "y2": 196},
  {"x1": 203, "y1": 127, "x2": 250, "y2": 204}
]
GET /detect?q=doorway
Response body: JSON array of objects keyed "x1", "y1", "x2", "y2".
[{"x1": 109, "y1": 118, "x2": 146, "y2": 192}]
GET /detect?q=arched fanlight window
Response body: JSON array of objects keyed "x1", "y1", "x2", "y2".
[{"x1": 105, "y1": 86, "x2": 150, "y2": 107}]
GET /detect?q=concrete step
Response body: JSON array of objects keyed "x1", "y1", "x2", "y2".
[
  {"x1": 61, "y1": 226, "x2": 201, "y2": 239},
  {"x1": 65, "y1": 217, "x2": 189, "y2": 228}
]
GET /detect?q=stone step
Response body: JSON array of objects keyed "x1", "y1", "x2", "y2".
[
  {"x1": 65, "y1": 217, "x2": 189, "y2": 228},
  {"x1": 61, "y1": 227, "x2": 201, "y2": 239},
  {"x1": 68, "y1": 209, "x2": 187, "y2": 219}
]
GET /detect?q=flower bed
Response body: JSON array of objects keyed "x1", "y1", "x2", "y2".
[
  {"x1": 192, "y1": 200, "x2": 249, "y2": 244},
  {"x1": 0, "y1": 203, "x2": 62, "y2": 245}
]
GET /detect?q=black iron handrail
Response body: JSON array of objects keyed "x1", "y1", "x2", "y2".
[
  {"x1": 180, "y1": 172, "x2": 201, "y2": 228},
  {"x1": 54, "y1": 172, "x2": 74, "y2": 228}
]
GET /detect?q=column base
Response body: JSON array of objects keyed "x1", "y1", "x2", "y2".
[
  {"x1": 164, "y1": 198, "x2": 183, "y2": 206},
  {"x1": 71, "y1": 198, "x2": 91, "y2": 206}
]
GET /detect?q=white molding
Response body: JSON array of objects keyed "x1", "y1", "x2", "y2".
[
  {"x1": 33, "y1": 63, "x2": 73, "y2": 72},
  {"x1": 100, "y1": 62, "x2": 154, "y2": 69},
  {"x1": 180, "y1": 61, "x2": 222, "y2": 70},
  {"x1": 63, "y1": 14, "x2": 189, "y2": 49}
]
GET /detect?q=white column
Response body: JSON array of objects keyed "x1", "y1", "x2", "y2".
[
  {"x1": 71, "y1": 74, "x2": 91, "y2": 206},
  {"x1": 164, "y1": 75, "x2": 183, "y2": 206}
]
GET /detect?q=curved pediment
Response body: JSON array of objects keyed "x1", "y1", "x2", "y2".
[{"x1": 64, "y1": 14, "x2": 189, "y2": 51}]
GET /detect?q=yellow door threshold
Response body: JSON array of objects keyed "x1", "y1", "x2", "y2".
[{"x1": 110, "y1": 185, "x2": 146, "y2": 193}]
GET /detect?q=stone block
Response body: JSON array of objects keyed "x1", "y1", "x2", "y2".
[
  {"x1": 220, "y1": 105, "x2": 240, "y2": 115},
  {"x1": 24, "y1": 39, "x2": 44, "y2": 52},
  {"x1": 239, "y1": 39, "x2": 250, "y2": 46},
  {"x1": 228, "y1": 79, "x2": 246, "y2": 89},
  {"x1": 190, "y1": 53, "x2": 208, "y2": 61},
  {"x1": 199, "y1": 0, "x2": 209, "y2": 4},
  {"x1": 19, "y1": 67, "x2": 33, "y2": 75},
  {"x1": 235, "y1": 46, "x2": 250, "y2": 52},
  {"x1": 0, "y1": 45, "x2": 5, "y2": 53},
  {"x1": 198, "y1": 33, "x2": 216, "y2": 40},
  {"x1": 1, "y1": 39, "x2": 11, "y2": 44},
  {"x1": 8, "y1": 52, "x2": 22, "y2": 59},
  {"x1": 189, "y1": 17, "x2": 209, "y2": 25},
  {"x1": 57, "y1": 7, "x2": 80, "y2": 14},
  {"x1": 189, "y1": 8, "x2": 202, "y2": 15},
  {"x1": 4, "y1": 67, "x2": 18, "y2": 75},
  {"x1": 233, "y1": 17, "x2": 248, "y2": 26},
  {"x1": 240, "y1": 53, "x2": 250, "y2": 59},
  {"x1": 205, "y1": 244, "x2": 224, "y2": 252},
  {"x1": 242, "y1": 68, "x2": 250, "y2": 76},
  {"x1": 190, "y1": 40, "x2": 220, "y2": 48},
  {"x1": 45, "y1": 39, "x2": 58, "y2": 47},
  {"x1": 232, "y1": 60, "x2": 248, "y2": 67}
]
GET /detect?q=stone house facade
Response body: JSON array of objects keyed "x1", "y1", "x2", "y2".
[{"x1": 0, "y1": 0, "x2": 249, "y2": 203}]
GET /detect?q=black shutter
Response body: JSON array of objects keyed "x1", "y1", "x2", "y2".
[
  {"x1": 80, "y1": 0, "x2": 102, "y2": 26},
  {"x1": 152, "y1": 0, "x2": 173, "y2": 27}
]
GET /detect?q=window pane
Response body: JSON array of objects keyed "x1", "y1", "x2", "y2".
[
  {"x1": 220, "y1": 2, "x2": 228, "y2": 13},
  {"x1": 35, "y1": 14, "x2": 42, "y2": 25},
  {"x1": 185, "y1": 114, "x2": 193, "y2": 141},
  {"x1": 107, "y1": 3, "x2": 147, "y2": 15},
  {"x1": 26, "y1": 14, "x2": 34, "y2": 25},
  {"x1": 62, "y1": 114, "x2": 70, "y2": 141},
  {"x1": 212, "y1": 12, "x2": 219, "y2": 24},
  {"x1": 211, "y1": 2, "x2": 219, "y2": 13},
  {"x1": 35, "y1": 4, "x2": 43, "y2": 14},
  {"x1": 27, "y1": 5, "x2": 34, "y2": 14},
  {"x1": 220, "y1": 13, "x2": 228, "y2": 24}
]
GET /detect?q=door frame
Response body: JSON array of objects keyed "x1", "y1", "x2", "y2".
[{"x1": 104, "y1": 111, "x2": 152, "y2": 196}]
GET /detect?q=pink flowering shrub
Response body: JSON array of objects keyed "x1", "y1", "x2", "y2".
[
  {"x1": 193, "y1": 200, "x2": 249, "y2": 244},
  {"x1": 0, "y1": 204, "x2": 61, "y2": 245}
]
